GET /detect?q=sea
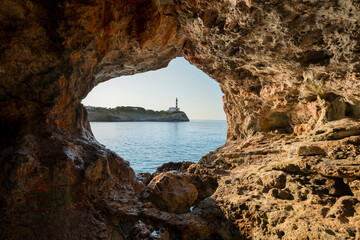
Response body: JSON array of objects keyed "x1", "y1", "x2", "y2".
[{"x1": 90, "y1": 120, "x2": 227, "y2": 173}]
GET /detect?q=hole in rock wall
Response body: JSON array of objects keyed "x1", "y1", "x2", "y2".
[
  {"x1": 323, "y1": 93, "x2": 356, "y2": 121},
  {"x1": 82, "y1": 57, "x2": 226, "y2": 173},
  {"x1": 262, "y1": 112, "x2": 293, "y2": 134}
]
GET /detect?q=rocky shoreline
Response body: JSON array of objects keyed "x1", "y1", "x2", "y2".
[{"x1": 86, "y1": 106, "x2": 189, "y2": 122}]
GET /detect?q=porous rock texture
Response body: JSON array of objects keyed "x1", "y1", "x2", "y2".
[
  {"x1": 0, "y1": 0, "x2": 360, "y2": 239},
  {"x1": 138, "y1": 171, "x2": 198, "y2": 214}
]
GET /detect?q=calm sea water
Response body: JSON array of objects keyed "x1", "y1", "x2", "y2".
[{"x1": 90, "y1": 120, "x2": 227, "y2": 173}]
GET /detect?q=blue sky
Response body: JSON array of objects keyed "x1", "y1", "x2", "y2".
[{"x1": 82, "y1": 57, "x2": 226, "y2": 120}]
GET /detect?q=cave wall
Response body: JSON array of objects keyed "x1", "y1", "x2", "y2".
[
  {"x1": 1, "y1": 0, "x2": 359, "y2": 142},
  {"x1": 178, "y1": 0, "x2": 360, "y2": 140},
  {"x1": 0, "y1": 0, "x2": 185, "y2": 238},
  {"x1": 0, "y1": 0, "x2": 360, "y2": 239},
  {"x1": 0, "y1": 0, "x2": 184, "y2": 145}
]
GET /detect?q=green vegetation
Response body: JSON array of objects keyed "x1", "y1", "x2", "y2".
[{"x1": 85, "y1": 106, "x2": 180, "y2": 116}]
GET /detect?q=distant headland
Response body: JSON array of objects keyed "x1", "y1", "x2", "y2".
[{"x1": 85, "y1": 98, "x2": 189, "y2": 122}]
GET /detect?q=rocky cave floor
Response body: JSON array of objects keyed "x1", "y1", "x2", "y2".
[
  {"x1": 30, "y1": 117, "x2": 359, "y2": 240},
  {"x1": 1, "y1": 118, "x2": 360, "y2": 240},
  {"x1": 126, "y1": 117, "x2": 360, "y2": 240}
]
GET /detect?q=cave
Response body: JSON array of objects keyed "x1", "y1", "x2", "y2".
[{"x1": 1, "y1": 0, "x2": 360, "y2": 239}]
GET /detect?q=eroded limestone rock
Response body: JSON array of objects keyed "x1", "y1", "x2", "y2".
[
  {"x1": 139, "y1": 172, "x2": 198, "y2": 214},
  {"x1": 0, "y1": 0, "x2": 360, "y2": 239}
]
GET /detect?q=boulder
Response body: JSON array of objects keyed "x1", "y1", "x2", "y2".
[{"x1": 140, "y1": 172, "x2": 198, "y2": 214}]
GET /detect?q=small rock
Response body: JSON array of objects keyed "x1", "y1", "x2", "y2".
[
  {"x1": 296, "y1": 145, "x2": 326, "y2": 156},
  {"x1": 139, "y1": 171, "x2": 198, "y2": 214},
  {"x1": 154, "y1": 161, "x2": 195, "y2": 174}
]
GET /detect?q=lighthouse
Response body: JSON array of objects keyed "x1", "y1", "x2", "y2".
[{"x1": 168, "y1": 98, "x2": 180, "y2": 112}]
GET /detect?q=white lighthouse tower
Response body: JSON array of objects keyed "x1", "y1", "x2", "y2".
[{"x1": 168, "y1": 98, "x2": 180, "y2": 112}]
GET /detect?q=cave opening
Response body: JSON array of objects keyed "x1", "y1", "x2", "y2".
[{"x1": 82, "y1": 57, "x2": 227, "y2": 173}]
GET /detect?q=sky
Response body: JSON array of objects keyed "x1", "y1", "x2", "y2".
[{"x1": 82, "y1": 57, "x2": 226, "y2": 120}]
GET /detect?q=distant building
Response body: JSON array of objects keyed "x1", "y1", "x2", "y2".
[{"x1": 168, "y1": 98, "x2": 180, "y2": 112}]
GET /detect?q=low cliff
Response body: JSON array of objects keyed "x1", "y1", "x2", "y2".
[{"x1": 86, "y1": 106, "x2": 189, "y2": 122}]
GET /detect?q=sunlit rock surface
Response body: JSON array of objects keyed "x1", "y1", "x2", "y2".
[
  {"x1": 0, "y1": 0, "x2": 359, "y2": 239},
  {"x1": 139, "y1": 171, "x2": 198, "y2": 214}
]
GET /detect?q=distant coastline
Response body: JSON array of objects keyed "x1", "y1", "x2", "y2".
[{"x1": 85, "y1": 106, "x2": 189, "y2": 122}]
